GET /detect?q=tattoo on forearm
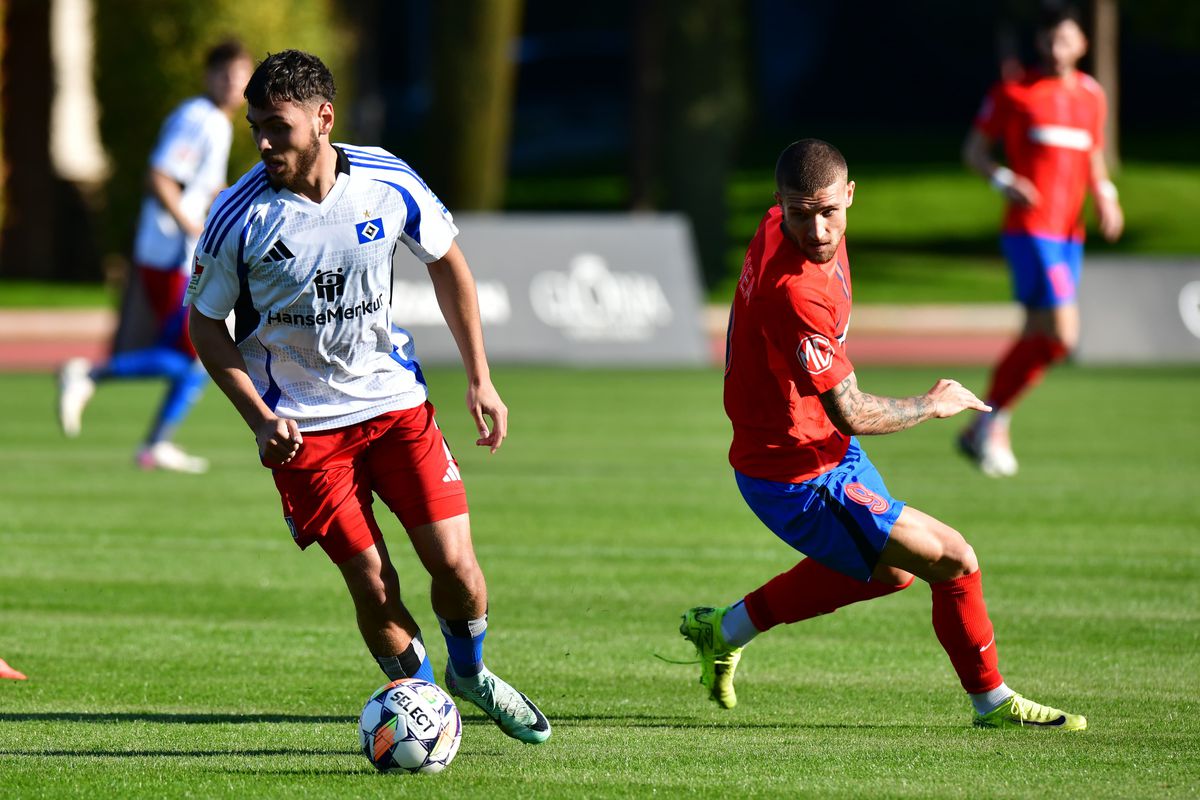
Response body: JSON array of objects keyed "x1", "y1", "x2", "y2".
[{"x1": 823, "y1": 376, "x2": 932, "y2": 435}]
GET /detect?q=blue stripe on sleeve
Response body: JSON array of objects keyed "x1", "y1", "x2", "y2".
[
  {"x1": 373, "y1": 180, "x2": 422, "y2": 243},
  {"x1": 339, "y1": 145, "x2": 401, "y2": 164},
  {"x1": 203, "y1": 173, "x2": 268, "y2": 255},
  {"x1": 200, "y1": 164, "x2": 267, "y2": 252},
  {"x1": 346, "y1": 159, "x2": 424, "y2": 182},
  {"x1": 353, "y1": 160, "x2": 448, "y2": 215}
]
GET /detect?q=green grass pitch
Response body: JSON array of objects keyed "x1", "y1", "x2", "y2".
[{"x1": 1, "y1": 365, "x2": 1197, "y2": 798}]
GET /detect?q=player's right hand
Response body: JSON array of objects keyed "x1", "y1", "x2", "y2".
[
  {"x1": 256, "y1": 417, "x2": 303, "y2": 465},
  {"x1": 467, "y1": 379, "x2": 508, "y2": 454},
  {"x1": 926, "y1": 379, "x2": 992, "y2": 419},
  {"x1": 1097, "y1": 197, "x2": 1124, "y2": 242},
  {"x1": 1005, "y1": 175, "x2": 1041, "y2": 208}
]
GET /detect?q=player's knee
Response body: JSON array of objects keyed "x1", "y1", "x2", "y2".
[
  {"x1": 943, "y1": 543, "x2": 979, "y2": 579},
  {"x1": 427, "y1": 547, "x2": 482, "y2": 587},
  {"x1": 918, "y1": 535, "x2": 978, "y2": 582},
  {"x1": 347, "y1": 562, "x2": 400, "y2": 610},
  {"x1": 354, "y1": 575, "x2": 391, "y2": 610}
]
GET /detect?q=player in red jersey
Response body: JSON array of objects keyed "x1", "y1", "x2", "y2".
[
  {"x1": 678, "y1": 139, "x2": 1087, "y2": 730},
  {"x1": 959, "y1": 6, "x2": 1124, "y2": 476}
]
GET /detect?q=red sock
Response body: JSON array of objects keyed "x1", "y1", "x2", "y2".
[
  {"x1": 986, "y1": 334, "x2": 1068, "y2": 410},
  {"x1": 930, "y1": 570, "x2": 1003, "y2": 693},
  {"x1": 743, "y1": 558, "x2": 913, "y2": 631}
]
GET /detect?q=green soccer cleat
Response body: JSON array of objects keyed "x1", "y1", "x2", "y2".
[
  {"x1": 444, "y1": 662, "x2": 551, "y2": 744},
  {"x1": 679, "y1": 606, "x2": 743, "y2": 709},
  {"x1": 973, "y1": 692, "x2": 1087, "y2": 731}
]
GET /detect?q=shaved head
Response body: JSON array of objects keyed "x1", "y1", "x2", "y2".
[{"x1": 775, "y1": 139, "x2": 848, "y2": 195}]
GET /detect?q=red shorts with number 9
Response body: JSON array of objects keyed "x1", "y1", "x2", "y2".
[{"x1": 268, "y1": 401, "x2": 469, "y2": 564}]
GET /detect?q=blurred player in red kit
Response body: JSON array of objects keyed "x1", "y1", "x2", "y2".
[
  {"x1": 959, "y1": 6, "x2": 1123, "y2": 476},
  {"x1": 57, "y1": 40, "x2": 253, "y2": 474}
]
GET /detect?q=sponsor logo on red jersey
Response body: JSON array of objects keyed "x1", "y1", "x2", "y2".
[{"x1": 797, "y1": 334, "x2": 836, "y2": 374}]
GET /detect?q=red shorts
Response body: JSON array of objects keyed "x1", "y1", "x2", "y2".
[
  {"x1": 137, "y1": 265, "x2": 195, "y2": 358},
  {"x1": 268, "y1": 402, "x2": 469, "y2": 564}
]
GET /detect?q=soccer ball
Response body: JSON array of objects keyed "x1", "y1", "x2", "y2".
[{"x1": 359, "y1": 678, "x2": 462, "y2": 774}]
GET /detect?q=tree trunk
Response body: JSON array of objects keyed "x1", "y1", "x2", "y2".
[
  {"x1": 628, "y1": 2, "x2": 663, "y2": 211},
  {"x1": 0, "y1": 0, "x2": 5, "y2": 239},
  {"x1": 0, "y1": 0, "x2": 53, "y2": 279},
  {"x1": 1093, "y1": 0, "x2": 1120, "y2": 170},
  {"x1": 659, "y1": 0, "x2": 746, "y2": 290},
  {"x1": 425, "y1": 0, "x2": 524, "y2": 211}
]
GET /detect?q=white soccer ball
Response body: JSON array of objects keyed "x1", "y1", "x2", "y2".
[{"x1": 359, "y1": 678, "x2": 463, "y2": 774}]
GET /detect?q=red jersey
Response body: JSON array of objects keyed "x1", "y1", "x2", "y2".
[
  {"x1": 724, "y1": 207, "x2": 855, "y2": 483},
  {"x1": 974, "y1": 68, "x2": 1106, "y2": 239}
]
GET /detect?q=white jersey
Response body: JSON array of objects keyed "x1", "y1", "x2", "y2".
[
  {"x1": 133, "y1": 96, "x2": 233, "y2": 270},
  {"x1": 185, "y1": 144, "x2": 459, "y2": 431}
]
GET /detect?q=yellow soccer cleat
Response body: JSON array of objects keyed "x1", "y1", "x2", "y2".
[
  {"x1": 974, "y1": 692, "x2": 1087, "y2": 731},
  {"x1": 679, "y1": 606, "x2": 743, "y2": 709}
]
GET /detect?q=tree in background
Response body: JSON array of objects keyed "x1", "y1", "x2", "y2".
[
  {"x1": 1091, "y1": 0, "x2": 1118, "y2": 169},
  {"x1": 632, "y1": 0, "x2": 747, "y2": 290},
  {"x1": 423, "y1": 0, "x2": 523, "y2": 211},
  {"x1": 0, "y1": 0, "x2": 64, "y2": 280},
  {"x1": 93, "y1": 0, "x2": 352, "y2": 279},
  {"x1": 0, "y1": 0, "x2": 5, "y2": 237}
]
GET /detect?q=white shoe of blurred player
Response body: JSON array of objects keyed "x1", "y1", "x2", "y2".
[
  {"x1": 137, "y1": 442, "x2": 209, "y2": 474},
  {"x1": 57, "y1": 357, "x2": 96, "y2": 438},
  {"x1": 958, "y1": 414, "x2": 1018, "y2": 478}
]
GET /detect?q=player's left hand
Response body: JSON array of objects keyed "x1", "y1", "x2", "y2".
[
  {"x1": 926, "y1": 379, "x2": 992, "y2": 418},
  {"x1": 467, "y1": 379, "x2": 508, "y2": 453},
  {"x1": 1097, "y1": 198, "x2": 1124, "y2": 242}
]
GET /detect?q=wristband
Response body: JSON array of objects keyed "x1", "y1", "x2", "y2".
[
  {"x1": 1096, "y1": 180, "x2": 1118, "y2": 201},
  {"x1": 989, "y1": 166, "x2": 1016, "y2": 193}
]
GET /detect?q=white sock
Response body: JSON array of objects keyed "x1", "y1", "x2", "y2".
[
  {"x1": 720, "y1": 600, "x2": 759, "y2": 648},
  {"x1": 970, "y1": 682, "x2": 1014, "y2": 715}
]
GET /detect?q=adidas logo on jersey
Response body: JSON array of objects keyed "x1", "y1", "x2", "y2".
[
  {"x1": 261, "y1": 240, "x2": 295, "y2": 263},
  {"x1": 443, "y1": 462, "x2": 461, "y2": 483}
]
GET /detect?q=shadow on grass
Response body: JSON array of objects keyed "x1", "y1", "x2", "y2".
[
  {"x1": 221, "y1": 767, "x2": 366, "y2": 776},
  {"x1": 0, "y1": 748, "x2": 360, "y2": 758},
  {"x1": 0, "y1": 712, "x2": 355, "y2": 725},
  {"x1": 532, "y1": 714, "x2": 952, "y2": 731},
  {"x1": 1, "y1": 711, "x2": 954, "y2": 734},
  {"x1": 1, "y1": 711, "x2": 506, "y2": 730}
]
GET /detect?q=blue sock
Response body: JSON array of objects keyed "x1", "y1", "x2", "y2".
[
  {"x1": 438, "y1": 613, "x2": 487, "y2": 678},
  {"x1": 414, "y1": 656, "x2": 435, "y2": 683},
  {"x1": 146, "y1": 361, "x2": 208, "y2": 443}
]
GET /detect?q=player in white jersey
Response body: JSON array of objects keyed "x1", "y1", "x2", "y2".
[
  {"x1": 57, "y1": 41, "x2": 252, "y2": 473},
  {"x1": 186, "y1": 50, "x2": 550, "y2": 745}
]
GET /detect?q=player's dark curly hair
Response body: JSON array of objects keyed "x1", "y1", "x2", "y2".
[
  {"x1": 775, "y1": 139, "x2": 848, "y2": 195},
  {"x1": 245, "y1": 49, "x2": 336, "y2": 108}
]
